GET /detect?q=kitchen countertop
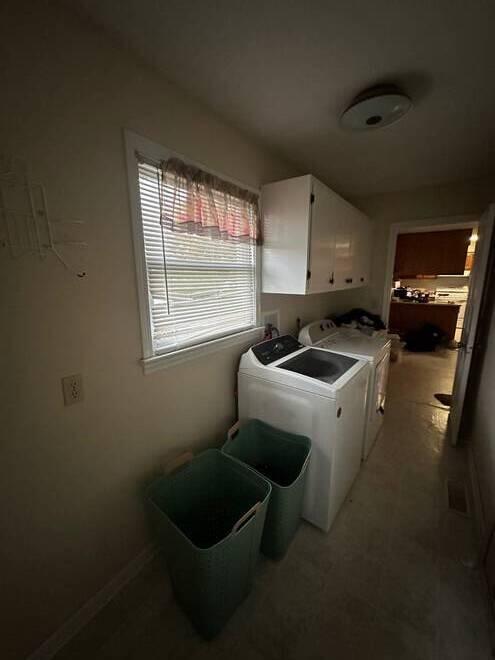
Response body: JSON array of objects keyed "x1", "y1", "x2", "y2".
[{"x1": 391, "y1": 300, "x2": 460, "y2": 308}]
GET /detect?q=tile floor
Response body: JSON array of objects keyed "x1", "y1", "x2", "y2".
[{"x1": 55, "y1": 349, "x2": 493, "y2": 660}]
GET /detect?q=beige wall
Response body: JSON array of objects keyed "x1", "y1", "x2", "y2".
[
  {"x1": 353, "y1": 176, "x2": 495, "y2": 317},
  {"x1": 0, "y1": 3, "x2": 365, "y2": 658}
]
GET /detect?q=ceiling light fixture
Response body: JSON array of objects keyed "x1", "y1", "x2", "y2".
[{"x1": 340, "y1": 85, "x2": 412, "y2": 131}]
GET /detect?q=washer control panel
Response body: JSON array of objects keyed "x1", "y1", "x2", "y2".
[{"x1": 252, "y1": 335, "x2": 304, "y2": 365}]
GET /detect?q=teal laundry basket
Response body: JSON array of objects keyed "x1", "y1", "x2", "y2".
[
  {"x1": 146, "y1": 449, "x2": 271, "y2": 639},
  {"x1": 222, "y1": 419, "x2": 311, "y2": 560}
]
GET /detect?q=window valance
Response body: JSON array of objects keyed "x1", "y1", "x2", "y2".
[{"x1": 160, "y1": 157, "x2": 260, "y2": 244}]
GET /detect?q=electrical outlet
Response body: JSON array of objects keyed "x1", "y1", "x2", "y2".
[
  {"x1": 262, "y1": 310, "x2": 280, "y2": 331},
  {"x1": 62, "y1": 374, "x2": 84, "y2": 406}
]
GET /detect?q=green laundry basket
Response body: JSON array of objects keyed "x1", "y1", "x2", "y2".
[
  {"x1": 222, "y1": 419, "x2": 311, "y2": 560},
  {"x1": 146, "y1": 449, "x2": 271, "y2": 639}
]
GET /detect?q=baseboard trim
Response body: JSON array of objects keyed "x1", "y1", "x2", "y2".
[{"x1": 27, "y1": 544, "x2": 156, "y2": 660}]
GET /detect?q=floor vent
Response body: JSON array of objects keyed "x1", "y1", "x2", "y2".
[{"x1": 446, "y1": 479, "x2": 470, "y2": 517}]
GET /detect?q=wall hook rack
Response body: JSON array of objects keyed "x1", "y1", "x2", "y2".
[{"x1": 0, "y1": 154, "x2": 87, "y2": 277}]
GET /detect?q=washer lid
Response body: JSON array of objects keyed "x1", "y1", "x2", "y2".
[
  {"x1": 239, "y1": 344, "x2": 368, "y2": 399},
  {"x1": 276, "y1": 348, "x2": 358, "y2": 384}
]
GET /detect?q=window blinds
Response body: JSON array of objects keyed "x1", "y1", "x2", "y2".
[{"x1": 137, "y1": 160, "x2": 257, "y2": 354}]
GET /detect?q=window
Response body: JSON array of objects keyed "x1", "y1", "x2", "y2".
[{"x1": 130, "y1": 136, "x2": 259, "y2": 368}]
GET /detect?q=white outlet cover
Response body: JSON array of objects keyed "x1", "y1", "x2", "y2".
[
  {"x1": 262, "y1": 310, "x2": 280, "y2": 331},
  {"x1": 62, "y1": 374, "x2": 84, "y2": 406}
]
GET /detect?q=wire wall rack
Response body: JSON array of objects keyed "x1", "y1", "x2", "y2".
[{"x1": 0, "y1": 154, "x2": 87, "y2": 277}]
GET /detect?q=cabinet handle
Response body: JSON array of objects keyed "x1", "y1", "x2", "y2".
[
  {"x1": 345, "y1": 278, "x2": 353, "y2": 283},
  {"x1": 360, "y1": 277, "x2": 364, "y2": 282},
  {"x1": 329, "y1": 272, "x2": 334, "y2": 284}
]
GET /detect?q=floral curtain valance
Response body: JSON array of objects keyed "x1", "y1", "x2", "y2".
[{"x1": 159, "y1": 157, "x2": 261, "y2": 244}]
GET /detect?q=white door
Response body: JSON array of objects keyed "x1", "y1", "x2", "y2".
[
  {"x1": 307, "y1": 179, "x2": 336, "y2": 293},
  {"x1": 449, "y1": 204, "x2": 495, "y2": 446}
]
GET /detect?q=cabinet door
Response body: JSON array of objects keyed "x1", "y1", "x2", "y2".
[
  {"x1": 351, "y1": 210, "x2": 371, "y2": 287},
  {"x1": 433, "y1": 229, "x2": 471, "y2": 274},
  {"x1": 394, "y1": 233, "x2": 425, "y2": 279},
  {"x1": 394, "y1": 229, "x2": 471, "y2": 278},
  {"x1": 388, "y1": 302, "x2": 404, "y2": 334},
  {"x1": 333, "y1": 198, "x2": 355, "y2": 289},
  {"x1": 361, "y1": 214, "x2": 372, "y2": 285},
  {"x1": 261, "y1": 175, "x2": 312, "y2": 294},
  {"x1": 307, "y1": 179, "x2": 336, "y2": 293},
  {"x1": 389, "y1": 302, "x2": 459, "y2": 339}
]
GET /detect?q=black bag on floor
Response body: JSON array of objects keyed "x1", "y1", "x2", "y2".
[{"x1": 405, "y1": 323, "x2": 445, "y2": 352}]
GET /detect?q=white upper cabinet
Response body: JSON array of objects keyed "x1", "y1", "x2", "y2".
[{"x1": 261, "y1": 174, "x2": 371, "y2": 295}]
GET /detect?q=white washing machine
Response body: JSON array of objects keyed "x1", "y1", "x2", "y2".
[
  {"x1": 299, "y1": 320, "x2": 391, "y2": 460},
  {"x1": 238, "y1": 335, "x2": 369, "y2": 533}
]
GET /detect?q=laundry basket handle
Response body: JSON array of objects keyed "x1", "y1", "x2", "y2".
[
  {"x1": 232, "y1": 502, "x2": 261, "y2": 534},
  {"x1": 226, "y1": 421, "x2": 240, "y2": 443},
  {"x1": 165, "y1": 451, "x2": 194, "y2": 476}
]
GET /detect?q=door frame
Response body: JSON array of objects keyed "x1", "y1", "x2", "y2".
[
  {"x1": 380, "y1": 214, "x2": 478, "y2": 325},
  {"x1": 449, "y1": 204, "x2": 495, "y2": 446}
]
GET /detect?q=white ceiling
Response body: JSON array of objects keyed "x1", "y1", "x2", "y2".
[{"x1": 74, "y1": 0, "x2": 495, "y2": 196}]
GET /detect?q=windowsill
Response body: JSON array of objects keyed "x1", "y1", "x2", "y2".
[{"x1": 141, "y1": 326, "x2": 264, "y2": 374}]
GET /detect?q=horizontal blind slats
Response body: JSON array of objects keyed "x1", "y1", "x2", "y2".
[{"x1": 137, "y1": 161, "x2": 257, "y2": 353}]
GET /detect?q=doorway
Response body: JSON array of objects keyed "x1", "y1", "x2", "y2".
[
  {"x1": 388, "y1": 225, "x2": 477, "y2": 349},
  {"x1": 382, "y1": 207, "x2": 494, "y2": 444}
]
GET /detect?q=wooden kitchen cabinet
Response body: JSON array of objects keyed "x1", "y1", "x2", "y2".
[
  {"x1": 261, "y1": 174, "x2": 371, "y2": 294},
  {"x1": 394, "y1": 229, "x2": 471, "y2": 278},
  {"x1": 389, "y1": 301, "x2": 460, "y2": 340}
]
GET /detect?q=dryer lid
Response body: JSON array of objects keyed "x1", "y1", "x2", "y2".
[
  {"x1": 299, "y1": 319, "x2": 338, "y2": 345},
  {"x1": 319, "y1": 329, "x2": 391, "y2": 363}
]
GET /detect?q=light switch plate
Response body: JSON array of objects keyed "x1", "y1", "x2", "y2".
[{"x1": 62, "y1": 374, "x2": 84, "y2": 405}]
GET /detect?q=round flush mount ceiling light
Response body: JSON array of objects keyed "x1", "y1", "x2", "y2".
[{"x1": 340, "y1": 85, "x2": 412, "y2": 131}]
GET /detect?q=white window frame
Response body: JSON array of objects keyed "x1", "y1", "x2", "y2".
[{"x1": 124, "y1": 130, "x2": 262, "y2": 374}]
